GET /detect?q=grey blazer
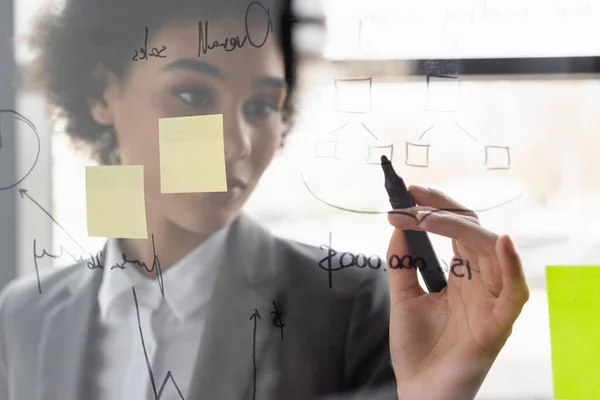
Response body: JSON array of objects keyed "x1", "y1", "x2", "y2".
[{"x1": 0, "y1": 214, "x2": 398, "y2": 400}]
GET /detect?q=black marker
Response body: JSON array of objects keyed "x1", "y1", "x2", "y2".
[{"x1": 380, "y1": 155, "x2": 447, "y2": 293}]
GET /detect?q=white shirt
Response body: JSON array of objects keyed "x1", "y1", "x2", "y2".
[{"x1": 91, "y1": 225, "x2": 230, "y2": 400}]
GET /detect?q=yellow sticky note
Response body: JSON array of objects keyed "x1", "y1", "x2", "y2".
[
  {"x1": 546, "y1": 266, "x2": 600, "y2": 400},
  {"x1": 85, "y1": 165, "x2": 148, "y2": 239},
  {"x1": 159, "y1": 114, "x2": 227, "y2": 193}
]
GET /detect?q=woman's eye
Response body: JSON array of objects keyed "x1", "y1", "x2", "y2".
[
  {"x1": 173, "y1": 87, "x2": 213, "y2": 107},
  {"x1": 244, "y1": 98, "x2": 279, "y2": 118}
]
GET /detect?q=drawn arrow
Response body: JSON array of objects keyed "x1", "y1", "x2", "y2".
[
  {"x1": 19, "y1": 188, "x2": 87, "y2": 254},
  {"x1": 249, "y1": 309, "x2": 262, "y2": 400}
]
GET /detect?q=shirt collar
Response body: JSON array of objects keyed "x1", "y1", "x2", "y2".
[{"x1": 97, "y1": 224, "x2": 231, "y2": 322}]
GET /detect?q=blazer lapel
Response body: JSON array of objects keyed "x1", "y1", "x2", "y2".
[
  {"x1": 187, "y1": 214, "x2": 285, "y2": 400},
  {"x1": 36, "y1": 263, "x2": 103, "y2": 400}
]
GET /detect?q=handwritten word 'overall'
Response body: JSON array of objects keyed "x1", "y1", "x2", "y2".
[{"x1": 198, "y1": 1, "x2": 273, "y2": 56}]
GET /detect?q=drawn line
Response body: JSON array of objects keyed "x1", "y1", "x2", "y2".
[
  {"x1": 133, "y1": 287, "x2": 185, "y2": 400},
  {"x1": 329, "y1": 122, "x2": 349, "y2": 135},
  {"x1": 249, "y1": 309, "x2": 262, "y2": 400},
  {"x1": 300, "y1": 174, "x2": 383, "y2": 215},
  {"x1": 426, "y1": 74, "x2": 460, "y2": 85},
  {"x1": 418, "y1": 123, "x2": 437, "y2": 141},
  {"x1": 300, "y1": 173, "x2": 524, "y2": 224},
  {"x1": 361, "y1": 122, "x2": 378, "y2": 140},
  {"x1": 20, "y1": 189, "x2": 86, "y2": 253},
  {"x1": 453, "y1": 121, "x2": 477, "y2": 142},
  {"x1": 357, "y1": 18, "x2": 376, "y2": 56},
  {"x1": 33, "y1": 239, "x2": 84, "y2": 294},
  {"x1": 0, "y1": 110, "x2": 41, "y2": 191},
  {"x1": 394, "y1": 192, "x2": 525, "y2": 225}
]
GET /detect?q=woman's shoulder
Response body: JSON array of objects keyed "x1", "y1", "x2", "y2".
[{"x1": 0, "y1": 260, "x2": 87, "y2": 321}]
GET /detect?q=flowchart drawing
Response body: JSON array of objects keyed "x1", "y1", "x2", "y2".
[{"x1": 408, "y1": 73, "x2": 511, "y2": 169}]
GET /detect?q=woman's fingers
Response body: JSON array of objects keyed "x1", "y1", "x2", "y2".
[
  {"x1": 388, "y1": 208, "x2": 496, "y2": 255},
  {"x1": 386, "y1": 228, "x2": 426, "y2": 304},
  {"x1": 494, "y1": 235, "x2": 530, "y2": 326},
  {"x1": 409, "y1": 185, "x2": 480, "y2": 223},
  {"x1": 387, "y1": 207, "x2": 479, "y2": 231}
]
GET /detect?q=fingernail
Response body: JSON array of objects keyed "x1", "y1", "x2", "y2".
[
  {"x1": 416, "y1": 210, "x2": 430, "y2": 222},
  {"x1": 505, "y1": 235, "x2": 516, "y2": 252}
]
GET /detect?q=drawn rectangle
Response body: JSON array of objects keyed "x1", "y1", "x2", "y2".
[
  {"x1": 424, "y1": 74, "x2": 461, "y2": 112},
  {"x1": 366, "y1": 144, "x2": 393, "y2": 165},
  {"x1": 334, "y1": 78, "x2": 372, "y2": 113},
  {"x1": 405, "y1": 142, "x2": 430, "y2": 168},
  {"x1": 484, "y1": 145, "x2": 511, "y2": 169},
  {"x1": 85, "y1": 165, "x2": 148, "y2": 239},
  {"x1": 546, "y1": 266, "x2": 600, "y2": 400},
  {"x1": 159, "y1": 114, "x2": 227, "y2": 193}
]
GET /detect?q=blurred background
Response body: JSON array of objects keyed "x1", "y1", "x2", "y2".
[{"x1": 2, "y1": 0, "x2": 600, "y2": 398}]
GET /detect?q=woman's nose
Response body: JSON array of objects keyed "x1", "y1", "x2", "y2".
[{"x1": 223, "y1": 113, "x2": 252, "y2": 163}]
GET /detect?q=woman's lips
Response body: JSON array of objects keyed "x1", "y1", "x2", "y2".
[{"x1": 204, "y1": 177, "x2": 247, "y2": 203}]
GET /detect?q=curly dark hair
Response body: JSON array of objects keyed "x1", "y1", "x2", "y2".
[{"x1": 27, "y1": 0, "x2": 297, "y2": 164}]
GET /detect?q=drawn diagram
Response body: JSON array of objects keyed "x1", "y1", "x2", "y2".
[
  {"x1": 405, "y1": 73, "x2": 511, "y2": 170},
  {"x1": 313, "y1": 78, "x2": 394, "y2": 165},
  {"x1": 301, "y1": 71, "x2": 521, "y2": 215}
]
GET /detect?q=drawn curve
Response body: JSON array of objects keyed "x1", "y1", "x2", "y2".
[
  {"x1": 0, "y1": 110, "x2": 41, "y2": 191},
  {"x1": 300, "y1": 173, "x2": 524, "y2": 226}
]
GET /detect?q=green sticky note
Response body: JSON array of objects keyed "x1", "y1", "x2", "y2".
[
  {"x1": 159, "y1": 114, "x2": 227, "y2": 193},
  {"x1": 85, "y1": 165, "x2": 148, "y2": 239},
  {"x1": 546, "y1": 266, "x2": 600, "y2": 400}
]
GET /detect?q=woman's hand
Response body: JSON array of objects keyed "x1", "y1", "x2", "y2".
[{"x1": 386, "y1": 185, "x2": 529, "y2": 400}]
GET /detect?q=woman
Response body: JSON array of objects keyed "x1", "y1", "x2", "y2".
[{"x1": 0, "y1": 0, "x2": 529, "y2": 399}]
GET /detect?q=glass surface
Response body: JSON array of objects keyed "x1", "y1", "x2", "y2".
[{"x1": 4, "y1": 0, "x2": 599, "y2": 399}]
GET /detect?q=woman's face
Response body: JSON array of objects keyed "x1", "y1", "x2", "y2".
[{"x1": 92, "y1": 18, "x2": 288, "y2": 235}]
